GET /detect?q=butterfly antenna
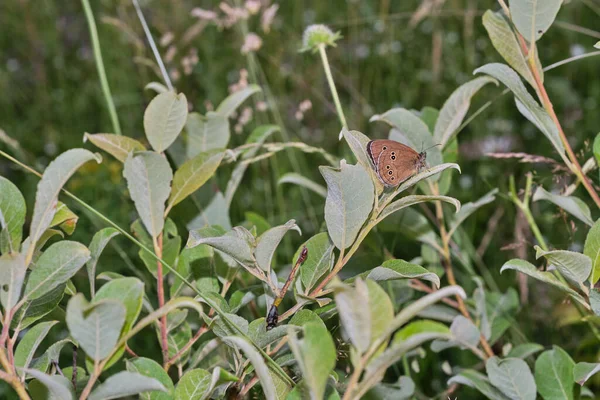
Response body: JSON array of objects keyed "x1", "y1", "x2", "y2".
[{"x1": 423, "y1": 143, "x2": 442, "y2": 152}]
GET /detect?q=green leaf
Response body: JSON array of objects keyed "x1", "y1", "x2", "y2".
[
  {"x1": 167, "y1": 149, "x2": 224, "y2": 213},
  {"x1": 223, "y1": 336, "x2": 291, "y2": 400},
  {"x1": 574, "y1": 362, "x2": 600, "y2": 386},
  {"x1": 510, "y1": 0, "x2": 562, "y2": 42},
  {"x1": 288, "y1": 322, "x2": 336, "y2": 400},
  {"x1": 474, "y1": 64, "x2": 566, "y2": 158},
  {"x1": 29, "y1": 149, "x2": 101, "y2": 247},
  {"x1": 371, "y1": 108, "x2": 442, "y2": 167},
  {"x1": 14, "y1": 284, "x2": 65, "y2": 330},
  {"x1": 591, "y1": 289, "x2": 600, "y2": 316},
  {"x1": 0, "y1": 176, "x2": 26, "y2": 254},
  {"x1": 448, "y1": 370, "x2": 510, "y2": 400},
  {"x1": 364, "y1": 376, "x2": 415, "y2": 400},
  {"x1": 289, "y1": 309, "x2": 325, "y2": 327},
  {"x1": 23, "y1": 241, "x2": 90, "y2": 302},
  {"x1": 393, "y1": 320, "x2": 450, "y2": 342},
  {"x1": 0, "y1": 253, "x2": 26, "y2": 310},
  {"x1": 535, "y1": 246, "x2": 592, "y2": 285},
  {"x1": 364, "y1": 259, "x2": 440, "y2": 288},
  {"x1": 595, "y1": 41, "x2": 600, "y2": 49},
  {"x1": 66, "y1": 294, "x2": 126, "y2": 361},
  {"x1": 187, "y1": 226, "x2": 255, "y2": 267},
  {"x1": 167, "y1": 322, "x2": 192, "y2": 364},
  {"x1": 320, "y1": 161, "x2": 374, "y2": 250},
  {"x1": 49, "y1": 202, "x2": 78, "y2": 235},
  {"x1": 210, "y1": 313, "x2": 248, "y2": 338},
  {"x1": 278, "y1": 173, "x2": 327, "y2": 198},
  {"x1": 486, "y1": 356, "x2": 536, "y2": 400},
  {"x1": 84, "y1": 133, "x2": 146, "y2": 163},
  {"x1": 533, "y1": 186, "x2": 593, "y2": 226},
  {"x1": 255, "y1": 220, "x2": 300, "y2": 272},
  {"x1": 341, "y1": 128, "x2": 384, "y2": 195},
  {"x1": 186, "y1": 112, "x2": 229, "y2": 159},
  {"x1": 333, "y1": 278, "x2": 371, "y2": 353},
  {"x1": 482, "y1": 10, "x2": 538, "y2": 88},
  {"x1": 141, "y1": 236, "x2": 181, "y2": 278},
  {"x1": 584, "y1": 219, "x2": 600, "y2": 284},
  {"x1": 25, "y1": 369, "x2": 74, "y2": 400},
  {"x1": 14, "y1": 321, "x2": 58, "y2": 376},
  {"x1": 298, "y1": 233, "x2": 334, "y2": 292},
  {"x1": 366, "y1": 280, "x2": 394, "y2": 344},
  {"x1": 433, "y1": 77, "x2": 497, "y2": 147},
  {"x1": 473, "y1": 277, "x2": 491, "y2": 340},
  {"x1": 30, "y1": 339, "x2": 73, "y2": 374},
  {"x1": 247, "y1": 318, "x2": 288, "y2": 348},
  {"x1": 449, "y1": 189, "x2": 498, "y2": 236},
  {"x1": 379, "y1": 195, "x2": 460, "y2": 224},
  {"x1": 392, "y1": 163, "x2": 461, "y2": 198},
  {"x1": 123, "y1": 152, "x2": 173, "y2": 238},
  {"x1": 431, "y1": 315, "x2": 480, "y2": 352},
  {"x1": 86, "y1": 227, "x2": 120, "y2": 296},
  {"x1": 174, "y1": 369, "x2": 211, "y2": 400},
  {"x1": 94, "y1": 277, "x2": 144, "y2": 368},
  {"x1": 488, "y1": 289, "x2": 520, "y2": 344},
  {"x1": 534, "y1": 346, "x2": 574, "y2": 400},
  {"x1": 507, "y1": 343, "x2": 544, "y2": 359},
  {"x1": 187, "y1": 192, "x2": 231, "y2": 231},
  {"x1": 144, "y1": 91, "x2": 188, "y2": 153},
  {"x1": 126, "y1": 357, "x2": 174, "y2": 400},
  {"x1": 500, "y1": 259, "x2": 587, "y2": 306},
  {"x1": 89, "y1": 371, "x2": 167, "y2": 400},
  {"x1": 216, "y1": 85, "x2": 261, "y2": 117}
]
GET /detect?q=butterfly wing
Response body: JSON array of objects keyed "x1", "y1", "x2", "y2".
[{"x1": 367, "y1": 140, "x2": 420, "y2": 187}]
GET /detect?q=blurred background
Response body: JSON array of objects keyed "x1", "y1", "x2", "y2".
[{"x1": 1, "y1": 0, "x2": 599, "y2": 396}]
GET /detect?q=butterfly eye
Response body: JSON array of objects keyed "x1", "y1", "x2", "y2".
[
  {"x1": 391, "y1": 155, "x2": 396, "y2": 160},
  {"x1": 382, "y1": 146, "x2": 387, "y2": 150},
  {"x1": 388, "y1": 171, "x2": 392, "y2": 175}
]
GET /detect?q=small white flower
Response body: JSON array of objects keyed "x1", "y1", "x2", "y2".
[{"x1": 241, "y1": 33, "x2": 263, "y2": 54}]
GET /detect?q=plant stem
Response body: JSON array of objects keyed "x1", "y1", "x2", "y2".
[
  {"x1": 318, "y1": 44, "x2": 348, "y2": 132},
  {"x1": 132, "y1": 0, "x2": 173, "y2": 91},
  {"x1": 0, "y1": 348, "x2": 29, "y2": 400},
  {"x1": 153, "y1": 234, "x2": 169, "y2": 367},
  {"x1": 80, "y1": 0, "x2": 122, "y2": 135}
]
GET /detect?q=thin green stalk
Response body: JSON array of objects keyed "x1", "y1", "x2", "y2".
[
  {"x1": 132, "y1": 0, "x2": 173, "y2": 91},
  {"x1": 318, "y1": 44, "x2": 348, "y2": 131},
  {"x1": 80, "y1": 0, "x2": 122, "y2": 135}
]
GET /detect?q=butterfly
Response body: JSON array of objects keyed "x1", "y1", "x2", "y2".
[{"x1": 367, "y1": 140, "x2": 427, "y2": 187}]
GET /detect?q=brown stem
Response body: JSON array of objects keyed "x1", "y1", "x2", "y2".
[
  {"x1": 125, "y1": 344, "x2": 138, "y2": 358},
  {"x1": 0, "y1": 348, "x2": 30, "y2": 400},
  {"x1": 409, "y1": 280, "x2": 460, "y2": 309},
  {"x1": 154, "y1": 233, "x2": 169, "y2": 367},
  {"x1": 239, "y1": 375, "x2": 259, "y2": 397},
  {"x1": 164, "y1": 326, "x2": 208, "y2": 370}
]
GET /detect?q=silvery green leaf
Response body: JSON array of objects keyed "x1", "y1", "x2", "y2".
[
  {"x1": 448, "y1": 370, "x2": 510, "y2": 400},
  {"x1": 507, "y1": 343, "x2": 544, "y2": 359},
  {"x1": 379, "y1": 195, "x2": 460, "y2": 223},
  {"x1": 333, "y1": 278, "x2": 371, "y2": 353},
  {"x1": 30, "y1": 339, "x2": 73, "y2": 374},
  {"x1": 167, "y1": 322, "x2": 192, "y2": 363},
  {"x1": 534, "y1": 245, "x2": 591, "y2": 285},
  {"x1": 595, "y1": 41, "x2": 600, "y2": 49},
  {"x1": 509, "y1": 0, "x2": 562, "y2": 42},
  {"x1": 278, "y1": 173, "x2": 327, "y2": 198},
  {"x1": 66, "y1": 294, "x2": 126, "y2": 361},
  {"x1": 215, "y1": 84, "x2": 261, "y2": 117},
  {"x1": 364, "y1": 259, "x2": 440, "y2": 288},
  {"x1": 222, "y1": 336, "x2": 287, "y2": 400},
  {"x1": 584, "y1": 219, "x2": 600, "y2": 284},
  {"x1": 416, "y1": 304, "x2": 459, "y2": 323},
  {"x1": 123, "y1": 152, "x2": 173, "y2": 238},
  {"x1": 500, "y1": 259, "x2": 587, "y2": 306},
  {"x1": 365, "y1": 376, "x2": 414, "y2": 400},
  {"x1": 320, "y1": 161, "x2": 374, "y2": 250},
  {"x1": 24, "y1": 369, "x2": 75, "y2": 400},
  {"x1": 14, "y1": 320, "x2": 58, "y2": 376},
  {"x1": 29, "y1": 149, "x2": 101, "y2": 247},
  {"x1": 574, "y1": 362, "x2": 600, "y2": 386},
  {"x1": 247, "y1": 318, "x2": 289, "y2": 348},
  {"x1": 366, "y1": 280, "x2": 394, "y2": 344},
  {"x1": 431, "y1": 315, "x2": 480, "y2": 352},
  {"x1": 187, "y1": 192, "x2": 232, "y2": 231},
  {"x1": 126, "y1": 357, "x2": 174, "y2": 400},
  {"x1": 474, "y1": 64, "x2": 566, "y2": 158},
  {"x1": 532, "y1": 186, "x2": 593, "y2": 226},
  {"x1": 89, "y1": 371, "x2": 167, "y2": 400},
  {"x1": 534, "y1": 346, "x2": 574, "y2": 400},
  {"x1": 288, "y1": 322, "x2": 336, "y2": 400},
  {"x1": 145, "y1": 82, "x2": 168, "y2": 94},
  {"x1": 225, "y1": 125, "x2": 278, "y2": 205},
  {"x1": 341, "y1": 128, "x2": 384, "y2": 195},
  {"x1": 144, "y1": 91, "x2": 188, "y2": 153},
  {"x1": 433, "y1": 76, "x2": 497, "y2": 146},
  {"x1": 0, "y1": 176, "x2": 26, "y2": 254},
  {"x1": 210, "y1": 313, "x2": 249, "y2": 338},
  {"x1": 23, "y1": 241, "x2": 90, "y2": 302},
  {"x1": 487, "y1": 289, "x2": 520, "y2": 344},
  {"x1": 371, "y1": 108, "x2": 442, "y2": 167},
  {"x1": 393, "y1": 320, "x2": 450, "y2": 343},
  {"x1": 473, "y1": 277, "x2": 491, "y2": 340},
  {"x1": 482, "y1": 10, "x2": 539, "y2": 87},
  {"x1": 449, "y1": 188, "x2": 498, "y2": 236},
  {"x1": 186, "y1": 112, "x2": 229, "y2": 159},
  {"x1": 255, "y1": 220, "x2": 301, "y2": 272},
  {"x1": 298, "y1": 233, "x2": 334, "y2": 292},
  {"x1": 174, "y1": 368, "x2": 211, "y2": 400},
  {"x1": 86, "y1": 227, "x2": 120, "y2": 296},
  {"x1": 486, "y1": 357, "x2": 536, "y2": 400},
  {"x1": 14, "y1": 284, "x2": 65, "y2": 330},
  {"x1": 167, "y1": 149, "x2": 224, "y2": 213},
  {"x1": 187, "y1": 226, "x2": 255, "y2": 267},
  {"x1": 83, "y1": 133, "x2": 146, "y2": 163},
  {"x1": 392, "y1": 163, "x2": 461, "y2": 198},
  {"x1": 0, "y1": 252, "x2": 26, "y2": 310}
]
